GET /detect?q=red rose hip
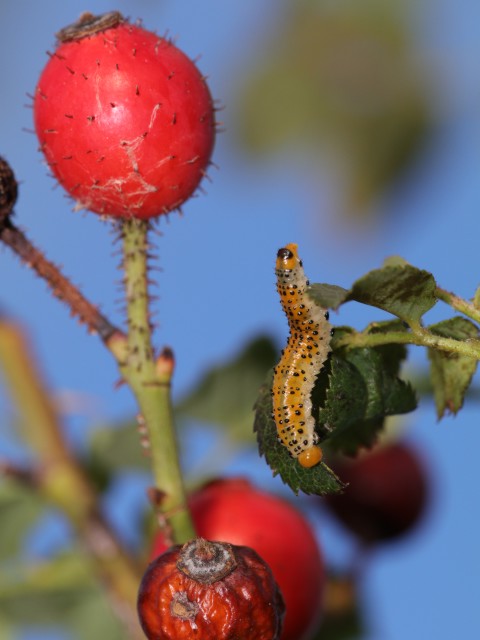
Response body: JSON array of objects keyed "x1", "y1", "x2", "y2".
[
  {"x1": 324, "y1": 441, "x2": 430, "y2": 545},
  {"x1": 34, "y1": 12, "x2": 215, "y2": 219},
  {"x1": 152, "y1": 478, "x2": 325, "y2": 640}
]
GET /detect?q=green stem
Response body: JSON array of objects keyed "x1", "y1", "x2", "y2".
[
  {"x1": 120, "y1": 219, "x2": 194, "y2": 545},
  {"x1": 333, "y1": 326, "x2": 480, "y2": 359},
  {"x1": 435, "y1": 286, "x2": 480, "y2": 324}
]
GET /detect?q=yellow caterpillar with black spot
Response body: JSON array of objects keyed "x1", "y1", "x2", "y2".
[{"x1": 272, "y1": 243, "x2": 332, "y2": 468}]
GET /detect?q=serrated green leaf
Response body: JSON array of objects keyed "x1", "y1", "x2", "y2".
[
  {"x1": 254, "y1": 335, "x2": 416, "y2": 486},
  {"x1": 348, "y1": 262, "x2": 437, "y2": 324},
  {"x1": 319, "y1": 346, "x2": 416, "y2": 455},
  {"x1": 176, "y1": 336, "x2": 278, "y2": 442},
  {"x1": 308, "y1": 283, "x2": 350, "y2": 310},
  {"x1": 0, "y1": 479, "x2": 44, "y2": 562},
  {"x1": 427, "y1": 317, "x2": 479, "y2": 418},
  {"x1": 254, "y1": 380, "x2": 345, "y2": 496}
]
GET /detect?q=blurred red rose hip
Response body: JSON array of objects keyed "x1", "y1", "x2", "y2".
[
  {"x1": 324, "y1": 441, "x2": 430, "y2": 545},
  {"x1": 152, "y1": 478, "x2": 325, "y2": 640}
]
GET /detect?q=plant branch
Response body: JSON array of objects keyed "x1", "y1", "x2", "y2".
[
  {"x1": 435, "y1": 286, "x2": 480, "y2": 325},
  {"x1": 0, "y1": 318, "x2": 142, "y2": 631},
  {"x1": 0, "y1": 218, "x2": 127, "y2": 361},
  {"x1": 333, "y1": 325, "x2": 480, "y2": 359},
  {"x1": 119, "y1": 219, "x2": 194, "y2": 546}
]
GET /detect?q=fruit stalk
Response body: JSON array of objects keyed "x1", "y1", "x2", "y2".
[{"x1": 120, "y1": 219, "x2": 194, "y2": 545}]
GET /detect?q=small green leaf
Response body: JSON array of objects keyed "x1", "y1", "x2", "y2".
[
  {"x1": 254, "y1": 379, "x2": 345, "y2": 496},
  {"x1": 176, "y1": 336, "x2": 278, "y2": 442},
  {"x1": 348, "y1": 261, "x2": 437, "y2": 324},
  {"x1": 427, "y1": 317, "x2": 479, "y2": 418},
  {"x1": 308, "y1": 283, "x2": 350, "y2": 310}
]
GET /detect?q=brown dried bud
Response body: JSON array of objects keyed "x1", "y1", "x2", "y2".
[{"x1": 56, "y1": 11, "x2": 124, "y2": 42}]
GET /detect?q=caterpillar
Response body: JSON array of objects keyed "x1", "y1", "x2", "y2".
[{"x1": 272, "y1": 243, "x2": 332, "y2": 468}]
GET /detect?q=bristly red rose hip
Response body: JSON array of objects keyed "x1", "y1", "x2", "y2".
[{"x1": 34, "y1": 12, "x2": 216, "y2": 219}]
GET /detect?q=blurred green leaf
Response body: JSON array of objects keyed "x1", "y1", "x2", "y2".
[
  {"x1": 85, "y1": 336, "x2": 278, "y2": 477},
  {"x1": 0, "y1": 552, "x2": 129, "y2": 637},
  {"x1": 0, "y1": 616, "x2": 15, "y2": 640},
  {"x1": 237, "y1": 0, "x2": 432, "y2": 216},
  {"x1": 0, "y1": 479, "x2": 44, "y2": 562},
  {"x1": 347, "y1": 261, "x2": 437, "y2": 324},
  {"x1": 176, "y1": 335, "x2": 278, "y2": 442},
  {"x1": 0, "y1": 553, "x2": 93, "y2": 625},
  {"x1": 427, "y1": 317, "x2": 479, "y2": 418},
  {"x1": 86, "y1": 420, "x2": 150, "y2": 481},
  {"x1": 68, "y1": 591, "x2": 132, "y2": 639}
]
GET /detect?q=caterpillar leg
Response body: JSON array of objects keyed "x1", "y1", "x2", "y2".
[{"x1": 297, "y1": 445, "x2": 323, "y2": 468}]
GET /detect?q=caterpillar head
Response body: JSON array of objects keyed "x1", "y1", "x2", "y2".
[{"x1": 276, "y1": 243, "x2": 302, "y2": 271}]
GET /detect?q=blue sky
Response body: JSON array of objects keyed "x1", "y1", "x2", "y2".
[{"x1": 1, "y1": 1, "x2": 480, "y2": 638}]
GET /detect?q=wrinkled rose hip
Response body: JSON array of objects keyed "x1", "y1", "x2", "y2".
[{"x1": 138, "y1": 538, "x2": 285, "y2": 639}]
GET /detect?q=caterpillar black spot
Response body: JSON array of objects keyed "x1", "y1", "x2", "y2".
[{"x1": 272, "y1": 243, "x2": 332, "y2": 468}]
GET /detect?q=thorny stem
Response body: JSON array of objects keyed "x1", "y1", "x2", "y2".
[
  {"x1": 119, "y1": 219, "x2": 194, "y2": 546},
  {"x1": 435, "y1": 286, "x2": 480, "y2": 325},
  {"x1": 0, "y1": 218, "x2": 127, "y2": 361}
]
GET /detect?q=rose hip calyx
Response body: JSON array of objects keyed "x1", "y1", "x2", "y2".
[
  {"x1": 56, "y1": 11, "x2": 124, "y2": 42},
  {"x1": 177, "y1": 538, "x2": 237, "y2": 585}
]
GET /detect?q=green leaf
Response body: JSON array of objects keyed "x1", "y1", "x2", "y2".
[
  {"x1": 0, "y1": 553, "x2": 93, "y2": 626},
  {"x1": 253, "y1": 379, "x2": 345, "y2": 496},
  {"x1": 308, "y1": 283, "x2": 350, "y2": 310},
  {"x1": 427, "y1": 317, "x2": 479, "y2": 418},
  {"x1": 320, "y1": 346, "x2": 416, "y2": 455},
  {"x1": 0, "y1": 551, "x2": 132, "y2": 637},
  {"x1": 0, "y1": 479, "x2": 44, "y2": 562},
  {"x1": 69, "y1": 591, "x2": 132, "y2": 640},
  {"x1": 236, "y1": 0, "x2": 432, "y2": 218},
  {"x1": 176, "y1": 336, "x2": 278, "y2": 442},
  {"x1": 348, "y1": 261, "x2": 437, "y2": 324},
  {"x1": 254, "y1": 334, "x2": 416, "y2": 490},
  {"x1": 0, "y1": 616, "x2": 15, "y2": 640}
]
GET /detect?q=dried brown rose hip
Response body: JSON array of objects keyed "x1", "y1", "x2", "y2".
[
  {"x1": 0, "y1": 155, "x2": 18, "y2": 223},
  {"x1": 138, "y1": 538, "x2": 285, "y2": 639}
]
